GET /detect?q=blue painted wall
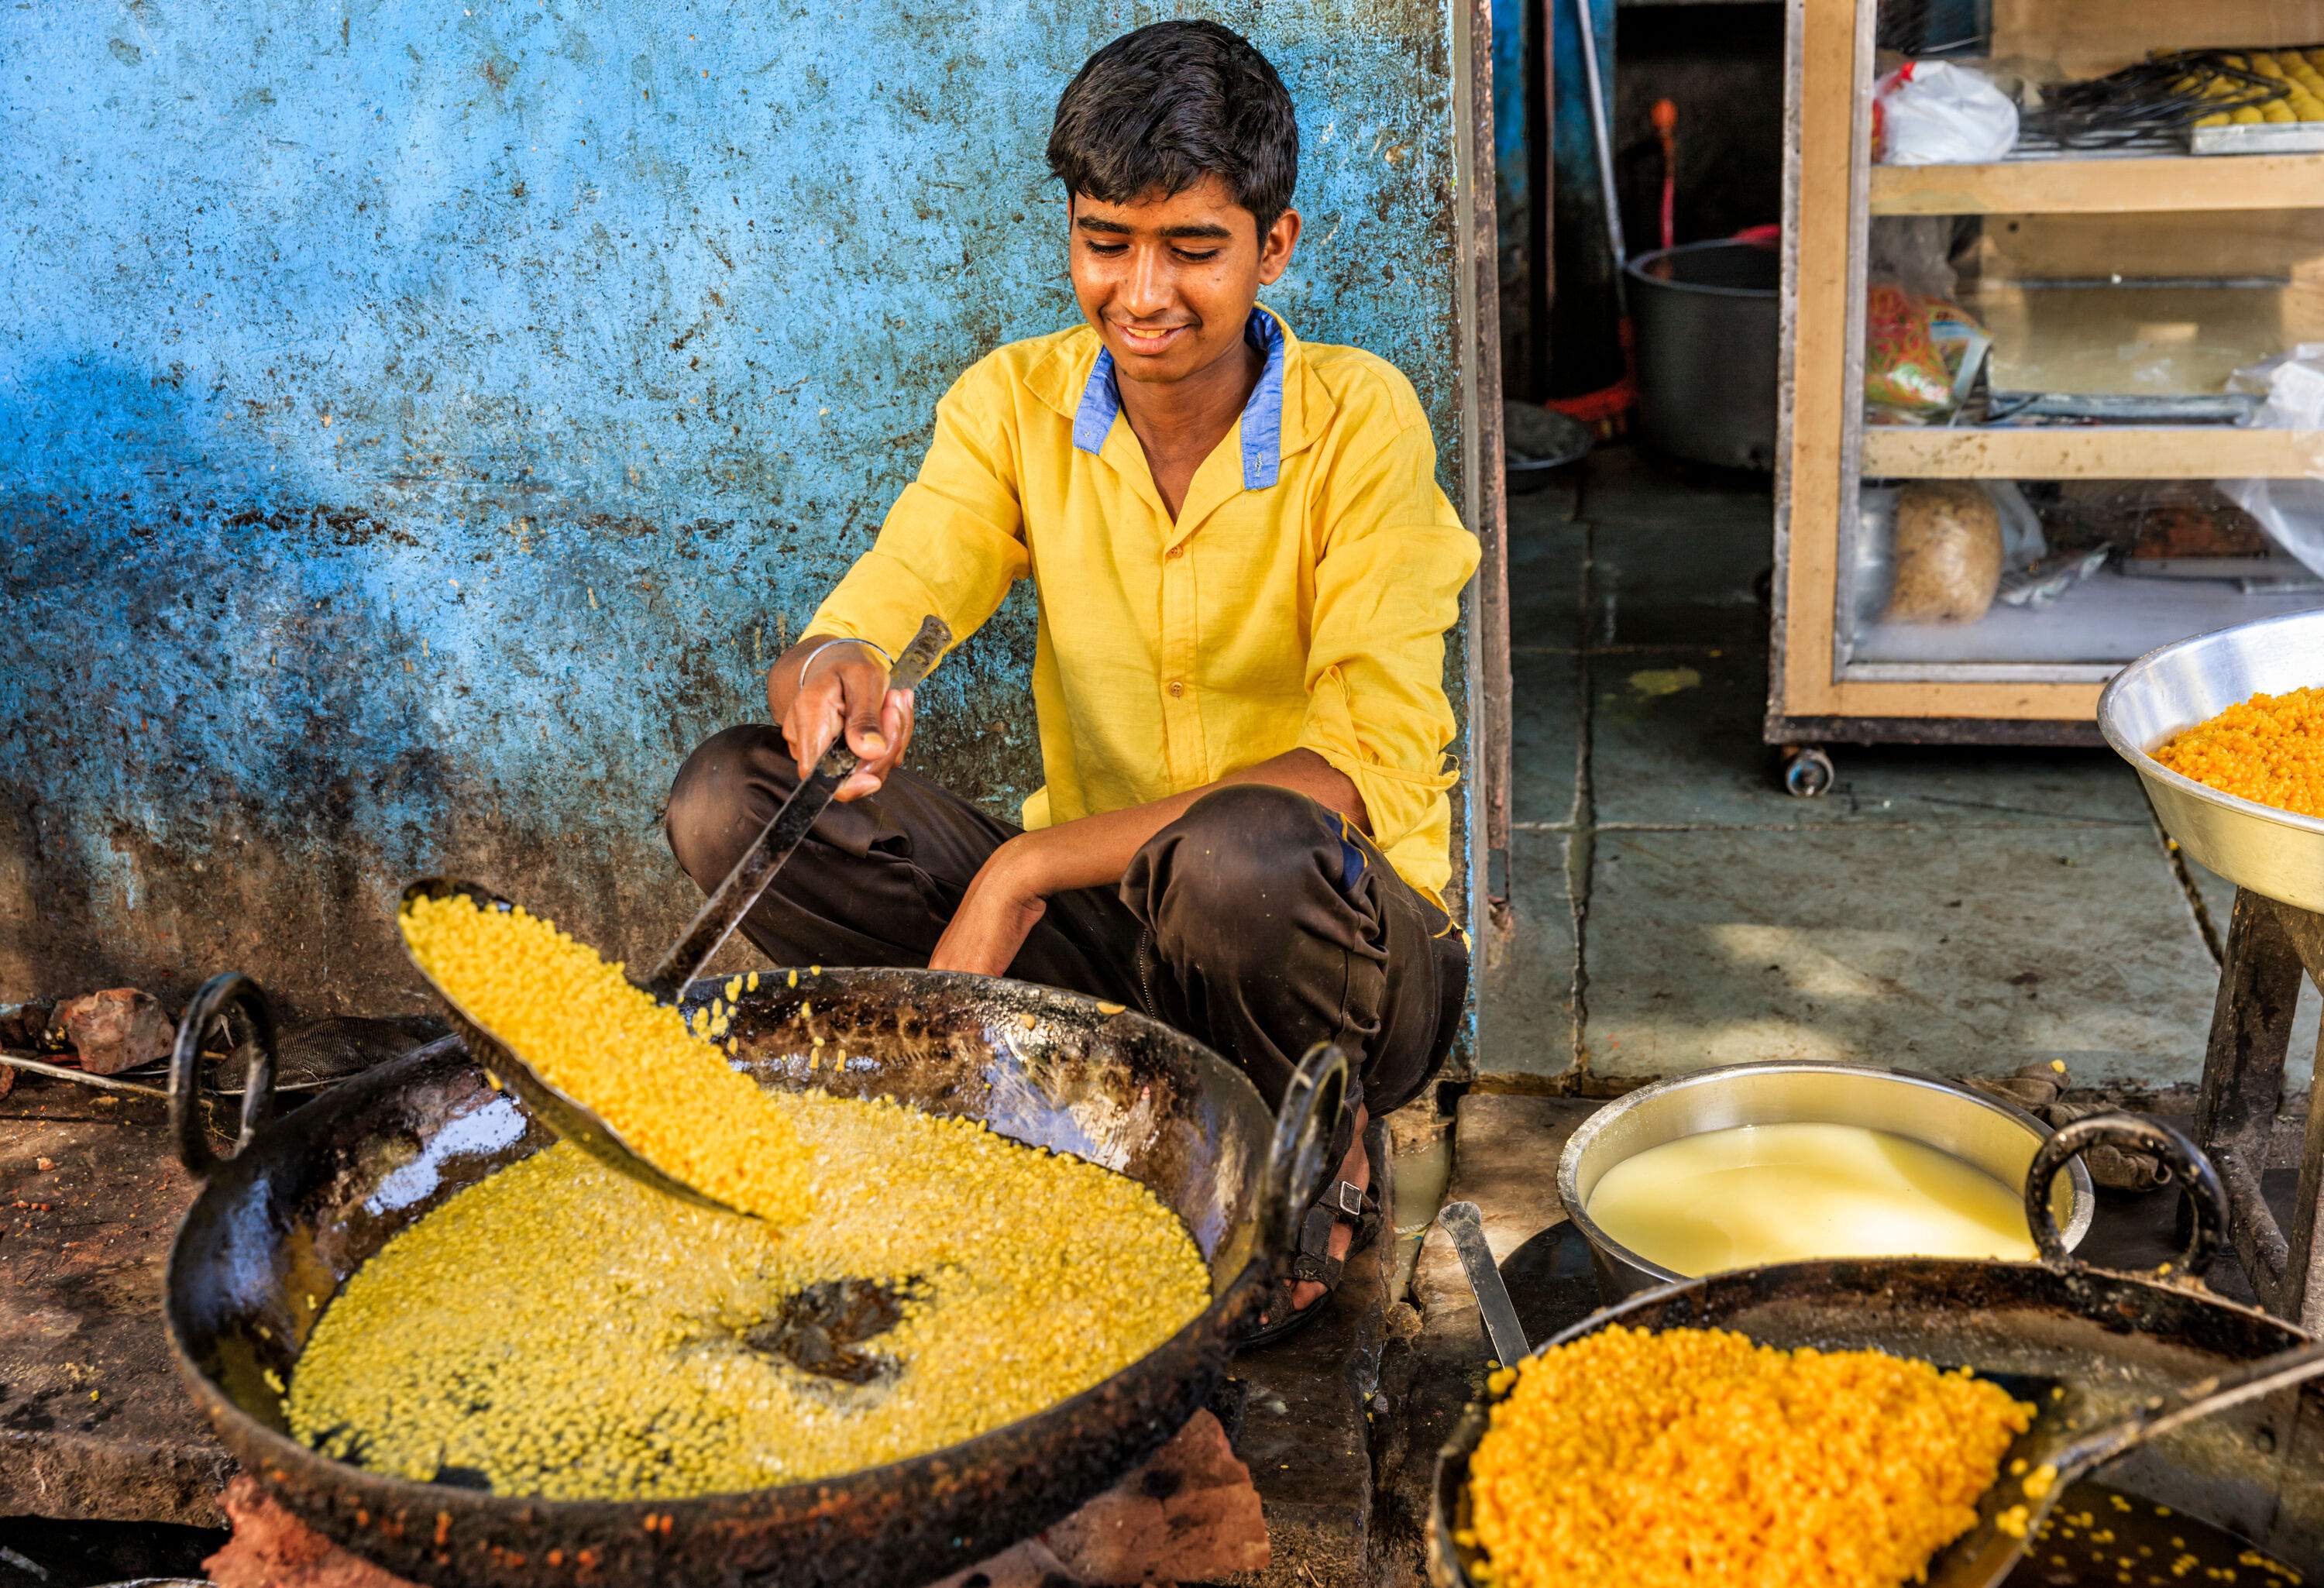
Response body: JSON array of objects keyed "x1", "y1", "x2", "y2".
[{"x1": 2, "y1": 0, "x2": 1470, "y2": 1016}]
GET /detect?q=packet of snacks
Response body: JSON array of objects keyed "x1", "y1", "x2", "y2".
[{"x1": 1865, "y1": 281, "x2": 1989, "y2": 422}]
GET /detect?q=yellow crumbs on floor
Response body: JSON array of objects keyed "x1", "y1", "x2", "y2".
[
  {"x1": 287, "y1": 1117, "x2": 1210, "y2": 1498},
  {"x1": 2154, "y1": 687, "x2": 2324, "y2": 820},
  {"x1": 1464, "y1": 1325, "x2": 2030, "y2": 1588},
  {"x1": 398, "y1": 892, "x2": 813, "y2": 1225}
]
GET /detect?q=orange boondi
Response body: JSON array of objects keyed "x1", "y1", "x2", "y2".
[
  {"x1": 2153, "y1": 687, "x2": 2324, "y2": 819},
  {"x1": 1463, "y1": 1325, "x2": 2030, "y2": 1588}
]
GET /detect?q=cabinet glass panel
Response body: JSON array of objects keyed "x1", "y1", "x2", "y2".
[{"x1": 1841, "y1": 476, "x2": 2324, "y2": 668}]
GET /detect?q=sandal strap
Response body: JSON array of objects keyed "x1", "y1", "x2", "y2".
[
  {"x1": 1291, "y1": 1251, "x2": 1344, "y2": 1287},
  {"x1": 1291, "y1": 1199, "x2": 1349, "y2": 1287},
  {"x1": 1322, "y1": 1178, "x2": 1374, "y2": 1221},
  {"x1": 1277, "y1": 1177, "x2": 1380, "y2": 1292},
  {"x1": 1327, "y1": 1177, "x2": 1385, "y2": 1253}
]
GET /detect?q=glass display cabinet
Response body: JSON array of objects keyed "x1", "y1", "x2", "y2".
[{"x1": 1768, "y1": 0, "x2": 2324, "y2": 791}]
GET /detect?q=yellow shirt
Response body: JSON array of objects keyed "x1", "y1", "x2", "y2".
[{"x1": 806, "y1": 308, "x2": 1479, "y2": 894}]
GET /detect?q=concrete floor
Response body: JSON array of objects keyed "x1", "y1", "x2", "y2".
[{"x1": 1476, "y1": 443, "x2": 2321, "y2": 1093}]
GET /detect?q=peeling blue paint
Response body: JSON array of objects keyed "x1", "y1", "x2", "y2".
[{"x1": 2, "y1": 0, "x2": 1469, "y2": 1015}]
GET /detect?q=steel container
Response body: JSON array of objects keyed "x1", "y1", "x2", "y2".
[
  {"x1": 1556, "y1": 1060, "x2": 2095, "y2": 1298},
  {"x1": 1625, "y1": 240, "x2": 1781, "y2": 471},
  {"x1": 2099, "y1": 609, "x2": 2324, "y2": 915},
  {"x1": 1502, "y1": 400, "x2": 1592, "y2": 495}
]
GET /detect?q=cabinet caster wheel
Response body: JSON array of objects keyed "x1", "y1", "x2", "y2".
[{"x1": 1779, "y1": 745, "x2": 1834, "y2": 799}]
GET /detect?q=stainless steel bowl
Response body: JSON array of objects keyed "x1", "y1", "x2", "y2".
[
  {"x1": 2099, "y1": 609, "x2": 2324, "y2": 914},
  {"x1": 1556, "y1": 1061, "x2": 2095, "y2": 1298}
]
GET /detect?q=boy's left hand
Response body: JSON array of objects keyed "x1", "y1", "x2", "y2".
[{"x1": 928, "y1": 837, "x2": 1050, "y2": 977}]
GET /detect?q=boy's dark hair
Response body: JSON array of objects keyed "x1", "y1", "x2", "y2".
[{"x1": 1047, "y1": 21, "x2": 1298, "y2": 231}]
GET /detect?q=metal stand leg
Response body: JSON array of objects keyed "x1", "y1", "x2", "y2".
[{"x1": 2197, "y1": 888, "x2": 2324, "y2": 1326}]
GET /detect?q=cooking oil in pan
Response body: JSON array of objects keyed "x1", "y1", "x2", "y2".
[
  {"x1": 1585, "y1": 1121, "x2": 2036, "y2": 1275},
  {"x1": 2008, "y1": 1482, "x2": 2305, "y2": 1587},
  {"x1": 284, "y1": 1088, "x2": 1212, "y2": 1500}
]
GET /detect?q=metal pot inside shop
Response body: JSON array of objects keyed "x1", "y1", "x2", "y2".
[{"x1": 1625, "y1": 239, "x2": 1782, "y2": 471}]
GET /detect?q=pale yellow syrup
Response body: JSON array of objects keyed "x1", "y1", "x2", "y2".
[{"x1": 1584, "y1": 1120, "x2": 2036, "y2": 1277}]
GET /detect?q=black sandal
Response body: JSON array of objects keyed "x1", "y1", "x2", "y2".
[{"x1": 1237, "y1": 1119, "x2": 1385, "y2": 1349}]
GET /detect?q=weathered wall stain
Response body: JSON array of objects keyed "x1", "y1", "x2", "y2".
[{"x1": 2, "y1": 0, "x2": 1467, "y2": 1018}]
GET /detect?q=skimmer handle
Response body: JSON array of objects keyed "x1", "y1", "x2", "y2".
[
  {"x1": 645, "y1": 615, "x2": 951, "y2": 998},
  {"x1": 1257, "y1": 1043, "x2": 1351, "y2": 1270},
  {"x1": 169, "y1": 972, "x2": 279, "y2": 1177},
  {"x1": 1439, "y1": 1200, "x2": 1532, "y2": 1368}
]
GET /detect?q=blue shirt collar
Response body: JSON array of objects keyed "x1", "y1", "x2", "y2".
[{"x1": 1071, "y1": 308, "x2": 1287, "y2": 491}]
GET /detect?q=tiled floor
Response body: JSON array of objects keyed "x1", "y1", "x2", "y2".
[{"x1": 1480, "y1": 444, "x2": 2319, "y2": 1090}]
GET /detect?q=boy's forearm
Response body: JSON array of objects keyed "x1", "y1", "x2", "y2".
[{"x1": 997, "y1": 749, "x2": 1366, "y2": 899}]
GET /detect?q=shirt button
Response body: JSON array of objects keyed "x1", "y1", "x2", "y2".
[
  {"x1": 1167, "y1": 681, "x2": 1185, "y2": 697},
  {"x1": 1167, "y1": 545, "x2": 1184, "y2": 559}
]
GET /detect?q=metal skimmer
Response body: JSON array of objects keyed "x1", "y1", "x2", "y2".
[{"x1": 400, "y1": 614, "x2": 951, "y2": 1215}]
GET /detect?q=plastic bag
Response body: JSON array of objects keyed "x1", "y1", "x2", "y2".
[
  {"x1": 2220, "y1": 344, "x2": 2324, "y2": 579},
  {"x1": 1856, "y1": 482, "x2": 2060, "y2": 627},
  {"x1": 1923, "y1": 298, "x2": 1992, "y2": 409},
  {"x1": 1874, "y1": 61, "x2": 2020, "y2": 166},
  {"x1": 1989, "y1": 480, "x2": 2047, "y2": 567},
  {"x1": 1999, "y1": 547, "x2": 2109, "y2": 609},
  {"x1": 1886, "y1": 482, "x2": 2003, "y2": 623},
  {"x1": 1867, "y1": 215, "x2": 1958, "y2": 301},
  {"x1": 1984, "y1": 479, "x2": 2104, "y2": 610}
]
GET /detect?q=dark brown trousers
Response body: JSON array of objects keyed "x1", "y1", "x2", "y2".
[{"x1": 664, "y1": 725, "x2": 1468, "y2": 1119}]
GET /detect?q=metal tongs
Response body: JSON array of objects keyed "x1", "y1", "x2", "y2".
[
  {"x1": 1433, "y1": 1200, "x2": 2324, "y2": 1588},
  {"x1": 401, "y1": 615, "x2": 952, "y2": 1216}
]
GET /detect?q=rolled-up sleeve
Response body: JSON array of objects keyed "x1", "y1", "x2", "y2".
[
  {"x1": 1294, "y1": 411, "x2": 1480, "y2": 862},
  {"x1": 806, "y1": 358, "x2": 1030, "y2": 665}
]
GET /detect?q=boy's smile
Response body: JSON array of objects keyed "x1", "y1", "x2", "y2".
[{"x1": 1068, "y1": 175, "x2": 1300, "y2": 390}]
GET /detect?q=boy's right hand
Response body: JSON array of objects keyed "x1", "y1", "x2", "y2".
[{"x1": 775, "y1": 639, "x2": 914, "y2": 802}]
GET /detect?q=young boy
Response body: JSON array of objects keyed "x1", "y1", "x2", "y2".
[{"x1": 666, "y1": 19, "x2": 1477, "y2": 1339}]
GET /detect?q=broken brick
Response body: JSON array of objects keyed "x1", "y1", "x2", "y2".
[
  {"x1": 54, "y1": 988, "x2": 174, "y2": 1077},
  {"x1": 205, "y1": 1476, "x2": 414, "y2": 1588}
]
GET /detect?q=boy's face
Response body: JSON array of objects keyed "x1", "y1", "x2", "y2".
[{"x1": 1068, "y1": 175, "x2": 1300, "y2": 388}]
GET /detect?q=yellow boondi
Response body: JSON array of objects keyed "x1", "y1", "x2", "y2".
[
  {"x1": 1463, "y1": 1325, "x2": 2030, "y2": 1588},
  {"x1": 2153, "y1": 687, "x2": 2324, "y2": 820},
  {"x1": 398, "y1": 892, "x2": 814, "y2": 1225},
  {"x1": 287, "y1": 1114, "x2": 1211, "y2": 1498}
]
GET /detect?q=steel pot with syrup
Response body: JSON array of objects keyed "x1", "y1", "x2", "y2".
[
  {"x1": 161, "y1": 970, "x2": 1345, "y2": 1588},
  {"x1": 1558, "y1": 1060, "x2": 2096, "y2": 1299}
]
